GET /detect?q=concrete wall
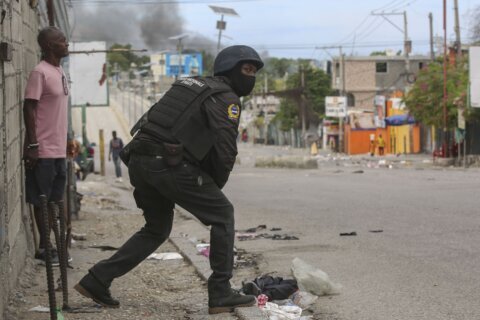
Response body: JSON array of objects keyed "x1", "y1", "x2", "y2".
[
  {"x1": 332, "y1": 57, "x2": 430, "y2": 110},
  {"x1": 0, "y1": 0, "x2": 40, "y2": 315}
]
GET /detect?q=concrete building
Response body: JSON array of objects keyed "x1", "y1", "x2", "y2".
[
  {"x1": 0, "y1": 1, "x2": 70, "y2": 316},
  {"x1": 331, "y1": 55, "x2": 431, "y2": 110},
  {"x1": 150, "y1": 50, "x2": 203, "y2": 81}
]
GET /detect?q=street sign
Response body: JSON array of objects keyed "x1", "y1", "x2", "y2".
[
  {"x1": 470, "y1": 47, "x2": 480, "y2": 108},
  {"x1": 325, "y1": 96, "x2": 347, "y2": 117}
]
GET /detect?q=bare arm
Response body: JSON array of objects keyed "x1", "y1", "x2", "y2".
[
  {"x1": 23, "y1": 99, "x2": 39, "y2": 169},
  {"x1": 23, "y1": 99, "x2": 38, "y2": 144}
]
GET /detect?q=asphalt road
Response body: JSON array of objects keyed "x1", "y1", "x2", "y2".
[
  {"x1": 227, "y1": 145, "x2": 480, "y2": 320},
  {"x1": 80, "y1": 100, "x2": 479, "y2": 319}
]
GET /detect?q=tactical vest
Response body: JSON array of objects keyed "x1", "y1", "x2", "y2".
[{"x1": 132, "y1": 77, "x2": 235, "y2": 161}]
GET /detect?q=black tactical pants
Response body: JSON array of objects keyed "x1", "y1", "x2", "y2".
[{"x1": 89, "y1": 153, "x2": 235, "y2": 297}]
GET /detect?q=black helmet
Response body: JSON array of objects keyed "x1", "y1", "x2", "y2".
[{"x1": 214, "y1": 45, "x2": 264, "y2": 76}]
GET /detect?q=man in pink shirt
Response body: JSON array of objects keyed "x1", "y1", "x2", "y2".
[{"x1": 23, "y1": 27, "x2": 69, "y2": 265}]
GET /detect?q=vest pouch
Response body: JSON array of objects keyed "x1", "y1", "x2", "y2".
[
  {"x1": 163, "y1": 142, "x2": 183, "y2": 167},
  {"x1": 130, "y1": 111, "x2": 149, "y2": 137}
]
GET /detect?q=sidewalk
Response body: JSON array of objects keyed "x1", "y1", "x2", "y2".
[
  {"x1": 5, "y1": 174, "x2": 265, "y2": 320},
  {"x1": 237, "y1": 143, "x2": 437, "y2": 170}
]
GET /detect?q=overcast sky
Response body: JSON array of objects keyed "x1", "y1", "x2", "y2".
[{"x1": 72, "y1": 0, "x2": 480, "y2": 59}]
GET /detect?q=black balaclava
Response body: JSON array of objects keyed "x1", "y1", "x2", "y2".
[{"x1": 225, "y1": 63, "x2": 256, "y2": 97}]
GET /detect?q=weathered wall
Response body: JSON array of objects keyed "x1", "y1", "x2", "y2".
[{"x1": 0, "y1": 0, "x2": 39, "y2": 314}]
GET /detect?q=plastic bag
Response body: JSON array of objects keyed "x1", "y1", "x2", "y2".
[
  {"x1": 262, "y1": 302, "x2": 303, "y2": 320},
  {"x1": 291, "y1": 258, "x2": 341, "y2": 296},
  {"x1": 290, "y1": 291, "x2": 318, "y2": 308}
]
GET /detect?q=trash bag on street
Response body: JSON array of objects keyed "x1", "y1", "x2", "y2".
[
  {"x1": 291, "y1": 258, "x2": 341, "y2": 296},
  {"x1": 290, "y1": 291, "x2": 318, "y2": 308},
  {"x1": 242, "y1": 275, "x2": 298, "y2": 301},
  {"x1": 262, "y1": 302, "x2": 303, "y2": 320}
]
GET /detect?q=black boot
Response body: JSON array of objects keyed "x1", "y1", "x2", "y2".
[
  {"x1": 208, "y1": 289, "x2": 256, "y2": 314},
  {"x1": 74, "y1": 273, "x2": 120, "y2": 308}
]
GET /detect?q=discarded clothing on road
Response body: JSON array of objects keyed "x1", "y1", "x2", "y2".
[{"x1": 242, "y1": 275, "x2": 299, "y2": 301}]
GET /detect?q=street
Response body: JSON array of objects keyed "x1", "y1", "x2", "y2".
[
  {"x1": 6, "y1": 104, "x2": 480, "y2": 319},
  {"x1": 77, "y1": 100, "x2": 480, "y2": 320},
  {"x1": 228, "y1": 144, "x2": 480, "y2": 320}
]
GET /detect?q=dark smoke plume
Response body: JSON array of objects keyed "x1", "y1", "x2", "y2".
[{"x1": 72, "y1": 4, "x2": 216, "y2": 53}]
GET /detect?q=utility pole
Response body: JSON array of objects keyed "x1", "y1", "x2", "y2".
[
  {"x1": 371, "y1": 11, "x2": 411, "y2": 84},
  {"x1": 442, "y1": 0, "x2": 449, "y2": 157},
  {"x1": 339, "y1": 46, "x2": 346, "y2": 153},
  {"x1": 209, "y1": 6, "x2": 239, "y2": 54},
  {"x1": 300, "y1": 66, "x2": 306, "y2": 146},
  {"x1": 453, "y1": 0, "x2": 462, "y2": 59},
  {"x1": 429, "y1": 13, "x2": 435, "y2": 61},
  {"x1": 403, "y1": 11, "x2": 411, "y2": 75}
]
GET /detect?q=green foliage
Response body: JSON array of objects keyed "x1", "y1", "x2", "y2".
[
  {"x1": 271, "y1": 65, "x2": 333, "y2": 131},
  {"x1": 107, "y1": 43, "x2": 149, "y2": 74},
  {"x1": 404, "y1": 59, "x2": 474, "y2": 128},
  {"x1": 200, "y1": 50, "x2": 214, "y2": 76},
  {"x1": 274, "y1": 99, "x2": 298, "y2": 131},
  {"x1": 286, "y1": 67, "x2": 332, "y2": 117}
]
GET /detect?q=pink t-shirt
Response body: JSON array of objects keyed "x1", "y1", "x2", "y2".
[{"x1": 24, "y1": 60, "x2": 68, "y2": 158}]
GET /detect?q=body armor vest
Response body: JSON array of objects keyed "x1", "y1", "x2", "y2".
[{"x1": 132, "y1": 77, "x2": 235, "y2": 161}]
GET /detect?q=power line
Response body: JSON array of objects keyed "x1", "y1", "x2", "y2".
[
  {"x1": 69, "y1": 0, "x2": 262, "y2": 5},
  {"x1": 251, "y1": 40, "x2": 432, "y2": 51}
]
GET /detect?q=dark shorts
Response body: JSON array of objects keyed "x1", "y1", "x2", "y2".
[{"x1": 25, "y1": 158, "x2": 67, "y2": 206}]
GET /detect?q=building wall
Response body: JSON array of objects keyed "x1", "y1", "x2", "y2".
[
  {"x1": 0, "y1": 0, "x2": 39, "y2": 315},
  {"x1": 332, "y1": 57, "x2": 430, "y2": 110},
  {"x1": 0, "y1": 0, "x2": 69, "y2": 316}
]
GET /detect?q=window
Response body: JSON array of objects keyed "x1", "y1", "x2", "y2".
[
  {"x1": 347, "y1": 93, "x2": 355, "y2": 107},
  {"x1": 376, "y1": 62, "x2": 387, "y2": 73},
  {"x1": 419, "y1": 62, "x2": 424, "y2": 70}
]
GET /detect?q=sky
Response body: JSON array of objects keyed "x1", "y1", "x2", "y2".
[{"x1": 71, "y1": 0, "x2": 480, "y2": 59}]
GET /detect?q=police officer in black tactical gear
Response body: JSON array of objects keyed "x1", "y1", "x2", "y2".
[{"x1": 74, "y1": 45, "x2": 264, "y2": 314}]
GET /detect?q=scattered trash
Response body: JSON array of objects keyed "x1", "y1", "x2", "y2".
[
  {"x1": 257, "y1": 294, "x2": 269, "y2": 307},
  {"x1": 333, "y1": 170, "x2": 343, "y2": 174},
  {"x1": 291, "y1": 257, "x2": 341, "y2": 296},
  {"x1": 147, "y1": 252, "x2": 183, "y2": 260},
  {"x1": 88, "y1": 245, "x2": 119, "y2": 251},
  {"x1": 270, "y1": 228, "x2": 282, "y2": 231},
  {"x1": 234, "y1": 248, "x2": 258, "y2": 269},
  {"x1": 369, "y1": 230, "x2": 383, "y2": 233},
  {"x1": 29, "y1": 305, "x2": 50, "y2": 312},
  {"x1": 236, "y1": 232, "x2": 299, "y2": 241},
  {"x1": 352, "y1": 170, "x2": 364, "y2": 174},
  {"x1": 72, "y1": 233, "x2": 87, "y2": 241},
  {"x1": 196, "y1": 243, "x2": 210, "y2": 258},
  {"x1": 243, "y1": 224, "x2": 267, "y2": 233},
  {"x1": 339, "y1": 232, "x2": 357, "y2": 236},
  {"x1": 268, "y1": 234, "x2": 299, "y2": 241},
  {"x1": 236, "y1": 232, "x2": 259, "y2": 241},
  {"x1": 262, "y1": 302, "x2": 303, "y2": 320},
  {"x1": 290, "y1": 291, "x2": 318, "y2": 309},
  {"x1": 242, "y1": 276, "x2": 298, "y2": 300}
]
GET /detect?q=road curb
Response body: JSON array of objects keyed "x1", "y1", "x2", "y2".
[{"x1": 169, "y1": 216, "x2": 267, "y2": 320}]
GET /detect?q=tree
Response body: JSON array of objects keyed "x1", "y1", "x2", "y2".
[
  {"x1": 471, "y1": 5, "x2": 480, "y2": 44},
  {"x1": 107, "y1": 43, "x2": 149, "y2": 73},
  {"x1": 273, "y1": 65, "x2": 333, "y2": 131},
  {"x1": 404, "y1": 59, "x2": 478, "y2": 128}
]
